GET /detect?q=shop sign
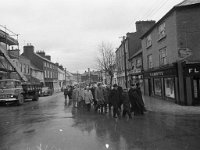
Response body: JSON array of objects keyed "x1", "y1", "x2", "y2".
[
  {"x1": 129, "y1": 68, "x2": 141, "y2": 75},
  {"x1": 178, "y1": 48, "x2": 192, "y2": 59},
  {"x1": 144, "y1": 68, "x2": 177, "y2": 78},
  {"x1": 150, "y1": 71, "x2": 164, "y2": 77},
  {"x1": 185, "y1": 65, "x2": 200, "y2": 76}
]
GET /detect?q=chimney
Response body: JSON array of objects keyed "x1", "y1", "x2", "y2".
[
  {"x1": 23, "y1": 44, "x2": 34, "y2": 55},
  {"x1": 36, "y1": 51, "x2": 46, "y2": 58},
  {"x1": 136, "y1": 20, "x2": 156, "y2": 35},
  {"x1": 45, "y1": 55, "x2": 51, "y2": 61}
]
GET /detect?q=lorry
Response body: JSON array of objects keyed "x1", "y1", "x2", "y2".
[{"x1": 0, "y1": 79, "x2": 42, "y2": 105}]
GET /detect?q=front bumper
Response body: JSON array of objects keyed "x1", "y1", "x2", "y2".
[{"x1": 0, "y1": 98, "x2": 17, "y2": 102}]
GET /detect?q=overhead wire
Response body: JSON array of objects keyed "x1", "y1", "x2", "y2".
[{"x1": 145, "y1": 0, "x2": 172, "y2": 19}]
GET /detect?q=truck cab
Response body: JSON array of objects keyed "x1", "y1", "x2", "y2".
[{"x1": 0, "y1": 79, "x2": 24, "y2": 105}]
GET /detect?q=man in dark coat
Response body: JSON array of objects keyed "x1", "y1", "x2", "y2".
[
  {"x1": 117, "y1": 85, "x2": 123, "y2": 111},
  {"x1": 122, "y1": 89, "x2": 132, "y2": 119},
  {"x1": 110, "y1": 84, "x2": 121, "y2": 118},
  {"x1": 128, "y1": 84, "x2": 144, "y2": 115},
  {"x1": 136, "y1": 82, "x2": 146, "y2": 112}
]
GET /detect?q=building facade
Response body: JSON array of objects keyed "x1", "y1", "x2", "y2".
[
  {"x1": 81, "y1": 69, "x2": 99, "y2": 84},
  {"x1": 141, "y1": 1, "x2": 200, "y2": 105},
  {"x1": 22, "y1": 45, "x2": 59, "y2": 92},
  {"x1": 128, "y1": 21, "x2": 155, "y2": 90},
  {"x1": 116, "y1": 39, "x2": 128, "y2": 89}
]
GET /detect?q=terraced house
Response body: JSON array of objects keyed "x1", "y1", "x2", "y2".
[
  {"x1": 141, "y1": 0, "x2": 200, "y2": 105},
  {"x1": 22, "y1": 44, "x2": 59, "y2": 92}
]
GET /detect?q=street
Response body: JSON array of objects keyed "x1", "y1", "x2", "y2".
[{"x1": 0, "y1": 93, "x2": 200, "y2": 150}]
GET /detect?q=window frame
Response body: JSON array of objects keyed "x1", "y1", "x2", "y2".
[
  {"x1": 158, "y1": 22, "x2": 166, "y2": 40},
  {"x1": 146, "y1": 34, "x2": 152, "y2": 48},
  {"x1": 159, "y1": 47, "x2": 167, "y2": 66},
  {"x1": 147, "y1": 54, "x2": 153, "y2": 69}
]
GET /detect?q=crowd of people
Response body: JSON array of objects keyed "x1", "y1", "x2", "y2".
[{"x1": 63, "y1": 82, "x2": 146, "y2": 119}]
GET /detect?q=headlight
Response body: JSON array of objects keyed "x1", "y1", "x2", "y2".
[{"x1": 10, "y1": 95, "x2": 14, "y2": 98}]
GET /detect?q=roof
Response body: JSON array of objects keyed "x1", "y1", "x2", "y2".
[
  {"x1": 66, "y1": 71, "x2": 73, "y2": 77},
  {"x1": 175, "y1": 0, "x2": 200, "y2": 6},
  {"x1": 20, "y1": 55, "x2": 43, "y2": 71},
  {"x1": 141, "y1": 0, "x2": 200, "y2": 39},
  {"x1": 35, "y1": 53, "x2": 54, "y2": 64}
]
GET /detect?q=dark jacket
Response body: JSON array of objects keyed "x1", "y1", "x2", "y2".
[
  {"x1": 122, "y1": 91, "x2": 130, "y2": 110},
  {"x1": 128, "y1": 88, "x2": 143, "y2": 109},
  {"x1": 110, "y1": 89, "x2": 121, "y2": 106}
]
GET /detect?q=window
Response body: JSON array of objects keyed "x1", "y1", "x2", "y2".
[
  {"x1": 159, "y1": 48, "x2": 167, "y2": 65},
  {"x1": 147, "y1": 54, "x2": 153, "y2": 69},
  {"x1": 154, "y1": 78, "x2": 162, "y2": 96},
  {"x1": 44, "y1": 70, "x2": 47, "y2": 78},
  {"x1": 164, "y1": 78, "x2": 175, "y2": 99},
  {"x1": 146, "y1": 34, "x2": 152, "y2": 48},
  {"x1": 44, "y1": 62, "x2": 46, "y2": 67},
  {"x1": 24, "y1": 64, "x2": 26, "y2": 73},
  {"x1": 20, "y1": 63, "x2": 23, "y2": 72},
  {"x1": 136, "y1": 58, "x2": 142, "y2": 68},
  {"x1": 158, "y1": 22, "x2": 166, "y2": 39}
]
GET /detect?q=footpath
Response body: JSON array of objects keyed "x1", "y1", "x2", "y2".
[{"x1": 143, "y1": 95, "x2": 200, "y2": 115}]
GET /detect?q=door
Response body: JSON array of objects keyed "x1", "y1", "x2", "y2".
[{"x1": 192, "y1": 78, "x2": 200, "y2": 105}]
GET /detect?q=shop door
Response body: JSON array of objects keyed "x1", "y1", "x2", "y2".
[{"x1": 192, "y1": 78, "x2": 200, "y2": 105}]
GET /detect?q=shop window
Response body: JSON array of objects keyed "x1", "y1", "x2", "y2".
[
  {"x1": 193, "y1": 80, "x2": 198, "y2": 98},
  {"x1": 164, "y1": 78, "x2": 175, "y2": 99},
  {"x1": 154, "y1": 78, "x2": 162, "y2": 96}
]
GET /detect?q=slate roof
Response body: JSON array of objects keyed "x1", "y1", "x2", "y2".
[{"x1": 175, "y1": 0, "x2": 200, "y2": 7}]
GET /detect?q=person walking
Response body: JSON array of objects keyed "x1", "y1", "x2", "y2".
[
  {"x1": 117, "y1": 85, "x2": 123, "y2": 111},
  {"x1": 72, "y1": 86, "x2": 78, "y2": 107},
  {"x1": 122, "y1": 89, "x2": 132, "y2": 119},
  {"x1": 128, "y1": 83, "x2": 144, "y2": 115},
  {"x1": 135, "y1": 82, "x2": 146, "y2": 112},
  {"x1": 110, "y1": 84, "x2": 121, "y2": 118},
  {"x1": 84, "y1": 86, "x2": 93, "y2": 111},
  {"x1": 95, "y1": 83, "x2": 105, "y2": 113},
  {"x1": 103, "y1": 86, "x2": 109, "y2": 113}
]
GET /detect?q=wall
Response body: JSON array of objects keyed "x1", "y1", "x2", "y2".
[
  {"x1": 176, "y1": 5, "x2": 200, "y2": 62},
  {"x1": 142, "y1": 11, "x2": 178, "y2": 70}
]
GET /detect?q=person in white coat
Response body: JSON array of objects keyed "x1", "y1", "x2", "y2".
[{"x1": 84, "y1": 86, "x2": 93, "y2": 111}]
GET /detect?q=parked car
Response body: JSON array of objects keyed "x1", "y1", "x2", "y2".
[{"x1": 39, "y1": 87, "x2": 53, "y2": 96}]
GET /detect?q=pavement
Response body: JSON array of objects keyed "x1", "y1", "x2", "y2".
[{"x1": 143, "y1": 95, "x2": 200, "y2": 115}]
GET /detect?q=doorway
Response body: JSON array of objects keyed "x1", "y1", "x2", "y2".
[{"x1": 192, "y1": 78, "x2": 200, "y2": 105}]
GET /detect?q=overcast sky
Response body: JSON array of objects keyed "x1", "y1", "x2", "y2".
[{"x1": 0, "y1": 0, "x2": 183, "y2": 73}]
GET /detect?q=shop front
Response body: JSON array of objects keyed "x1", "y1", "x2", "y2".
[
  {"x1": 183, "y1": 63, "x2": 200, "y2": 105},
  {"x1": 143, "y1": 66, "x2": 178, "y2": 102},
  {"x1": 129, "y1": 69, "x2": 144, "y2": 93}
]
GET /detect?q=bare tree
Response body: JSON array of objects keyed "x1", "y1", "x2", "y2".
[{"x1": 97, "y1": 42, "x2": 115, "y2": 86}]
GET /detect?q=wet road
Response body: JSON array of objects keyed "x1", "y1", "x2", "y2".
[{"x1": 0, "y1": 93, "x2": 200, "y2": 150}]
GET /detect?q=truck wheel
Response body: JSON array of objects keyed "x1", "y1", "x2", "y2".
[{"x1": 17, "y1": 94, "x2": 24, "y2": 105}]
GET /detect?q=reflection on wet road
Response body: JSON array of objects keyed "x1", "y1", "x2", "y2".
[{"x1": 0, "y1": 93, "x2": 200, "y2": 150}]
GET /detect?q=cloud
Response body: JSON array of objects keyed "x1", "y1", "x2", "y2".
[{"x1": 0, "y1": 0, "x2": 183, "y2": 73}]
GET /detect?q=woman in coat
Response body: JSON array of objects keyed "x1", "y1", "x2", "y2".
[
  {"x1": 128, "y1": 83, "x2": 144, "y2": 115},
  {"x1": 84, "y1": 86, "x2": 93, "y2": 111}
]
